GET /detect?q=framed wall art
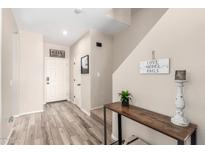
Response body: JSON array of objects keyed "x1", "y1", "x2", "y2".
[
  {"x1": 139, "y1": 58, "x2": 170, "y2": 74},
  {"x1": 81, "y1": 55, "x2": 89, "y2": 74},
  {"x1": 49, "y1": 49, "x2": 65, "y2": 58}
]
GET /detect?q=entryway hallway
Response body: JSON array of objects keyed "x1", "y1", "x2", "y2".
[{"x1": 7, "y1": 101, "x2": 112, "y2": 145}]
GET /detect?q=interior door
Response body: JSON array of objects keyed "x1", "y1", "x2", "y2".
[
  {"x1": 73, "y1": 56, "x2": 82, "y2": 108},
  {"x1": 45, "y1": 58, "x2": 68, "y2": 103}
]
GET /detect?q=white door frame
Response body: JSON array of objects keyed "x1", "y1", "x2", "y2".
[
  {"x1": 44, "y1": 57, "x2": 69, "y2": 104},
  {"x1": 73, "y1": 57, "x2": 82, "y2": 108}
]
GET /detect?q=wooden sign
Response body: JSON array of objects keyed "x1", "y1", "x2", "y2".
[
  {"x1": 139, "y1": 58, "x2": 170, "y2": 74},
  {"x1": 49, "y1": 49, "x2": 65, "y2": 58}
]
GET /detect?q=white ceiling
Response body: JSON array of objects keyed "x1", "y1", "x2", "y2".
[{"x1": 12, "y1": 8, "x2": 129, "y2": 46}]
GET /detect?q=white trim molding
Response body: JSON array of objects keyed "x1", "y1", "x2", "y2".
[
  {"x1": 90, "y1": 105, "x2": 103, "y2": 110},
  {"x1": 13, "y1": 110, "x2": 44, "y2": 118},
  {"x1": 67, "y1": 99, "x2": 73, "y2": 103},
  {"x1": 68, "y1": 100, "x2": 90, "y2": 116},
  {"x1": 81, "y1": 108, "x2": 90, "y2": 116},
  {"x1": 6, "y1": 109, "x2": 44, "y2": 144},
  {"x1": 4, "y1": 122, "x2": 16, "y2": 145}
]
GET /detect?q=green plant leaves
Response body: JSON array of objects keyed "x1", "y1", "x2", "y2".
[{"x1": 119, "y1": 90, "x2": 132, "y2": 102}]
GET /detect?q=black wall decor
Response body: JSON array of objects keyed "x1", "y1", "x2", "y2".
[
  {"x1": 81, "y1": 55, "x2": 89, "y2": 74},
  {"x1": 49, "y1": 49, "x2": 65, "y2": 58},
  {"x1": 96, "y1": 42, "x2": 102, "y2": 47}
]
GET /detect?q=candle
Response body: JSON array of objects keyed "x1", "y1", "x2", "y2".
[{"x1": 175, "y1": 70, "x2": 186, "y2": 80}]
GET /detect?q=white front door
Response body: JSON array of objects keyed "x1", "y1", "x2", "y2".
[
  {"x1": 73, "y1": 56, "x2": 82, "y2": 108},
  {"x1": 45, "y1": 58, "x2": 68, "y2": 103}
]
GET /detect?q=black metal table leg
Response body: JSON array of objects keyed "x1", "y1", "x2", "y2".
[
  {"x1": 104, "y1": 106, "x2": 107, "y2": 145},
  {"x1": 191, "y1": 130, "x2": 197, "y2": 145},
  {"x1": 177, "y1": 140, "x2": 184, "y2": 145},
  {"x1": 118, "y1": 114, "x2": 122, "y2": 145}
]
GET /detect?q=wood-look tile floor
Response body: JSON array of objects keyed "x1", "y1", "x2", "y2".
[
  {"x1": 7, "y1": 101, "x2": 112, "y2": 145},
  {"x1": 91, "y1": 107, "x2": 112, "y2": 129}
]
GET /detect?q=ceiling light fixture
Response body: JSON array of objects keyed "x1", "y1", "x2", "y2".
[
  {"x1": 62, "y1": 30, "x2": 68, "y2": 36},
  {"x1": 74, "y1": 8, "x2": 83, "y2": 14}
]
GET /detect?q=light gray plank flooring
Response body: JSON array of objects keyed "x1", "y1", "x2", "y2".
[{"x1": 7, "y1": 101, "x2": 112, "y2": 145}]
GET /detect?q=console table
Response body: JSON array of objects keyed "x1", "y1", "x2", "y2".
[{"x1": 104, "y1": 102, "x2": 197, "y2": 145}]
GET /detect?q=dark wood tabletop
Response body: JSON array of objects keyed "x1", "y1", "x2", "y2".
[{"x1": 104, "y1": 102, "x2": 197, "y2": 142}]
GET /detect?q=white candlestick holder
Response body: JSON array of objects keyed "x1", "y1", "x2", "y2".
[{"x1": 171, "y1": 80, "x2": 189, "y2": 127}]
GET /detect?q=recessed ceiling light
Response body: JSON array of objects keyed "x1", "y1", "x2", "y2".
[
  {"x1": 62, "y1": 30, "x2": 68, "y2": 36},
  {"x1": 74, "y1": 8, "x2": 83, "y2": 14}
]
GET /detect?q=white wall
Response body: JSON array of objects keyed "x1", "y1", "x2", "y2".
[
  {"x1": 1, "y1": 10, "x2": 44, "y2": 138},
  {"x1": 113, "y1": 9, "x2": 205, "y2": 144},
  {"x1": 0, "y1": 8, "x2": 2, "y2": 139},
  {"x1": 107, "y1": 9, "x2": 131, "y2": 25},
  {"x1": 11, "y1": 33, "x2": 20, "y2": 117},
  {"x1": 44, "y1": 42, "x2": 70, "y2": 101},
  {"x1": 18, "y1": 30, "x2": 44, "y2": 114},
  {"x1": 70, "y1": 30, "x2": 113, "y2": 114},
  {"x1": 1, "y1": 8, "x2": 19, "y2": 138},
  {"x1": 113, "y1": 8, "x2": 167, "y2": 71},
  {"x1": 90, "y1": 30, "x2": 113, "y2": 109},
  {"x1": 70, "y1": 32, "x2": 91, "y2": 114}
]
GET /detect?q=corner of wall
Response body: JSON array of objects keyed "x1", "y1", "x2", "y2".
[{"x1": 0, "y1": 8, "x2": 2, "y2": 140}]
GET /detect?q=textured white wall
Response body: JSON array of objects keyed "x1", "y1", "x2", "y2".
[
  {"x1": 113, "y1": 9, "x2": 205, "y2": 144},
  {"x1": 19, "y1": 30, "x2": 44, "y2": 114}
]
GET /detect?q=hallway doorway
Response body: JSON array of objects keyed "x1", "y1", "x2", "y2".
[{"x1": 45, "y1": 58, "x2": 68, "y2": 103}]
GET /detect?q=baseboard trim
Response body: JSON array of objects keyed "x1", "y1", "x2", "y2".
[
  {"x1": 4, "y1": 125, "x2": 15, "y2": 145},
  {"x1": 90, "y1": 105, "x2": 103, "y2": 110},
  {"x1": 81, "y1": 108, "x2": 90, "y2": 116},
  {"x1": 5, "y1": 110, "x2": 44, "y2": 144},
  {"x1": 46, "y1": 100, "x2": 67, "y2": 104},
  {"x1": 68, "y1": 101, "x2": 90, "y2": 116},
  {"x1": 13, "y1": 110, "x2": 44, "y2": 118},
  {"x1": 4, "y1": 116, "x2": 17, "y2": 145},
  {"x1": 69, "y1": 99, "x2": 74, "y2": 104},
  {"x1": 67, "y1": 99, "x2": 72, "y2": 103}
]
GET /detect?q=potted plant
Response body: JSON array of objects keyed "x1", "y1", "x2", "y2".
[{"x1": 119, "y1": 90, "x2": 132, "y2": 106}]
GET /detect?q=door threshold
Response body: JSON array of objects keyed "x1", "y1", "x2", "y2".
[{"x1": 46, "y1": 100, "x2": 67, "y2": 104}]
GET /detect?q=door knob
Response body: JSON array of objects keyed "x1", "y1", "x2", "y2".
[
  {"x1": 47, "y1": 82, "x2": 49, "y2": 85},
  {"x1": 77, "y1": 84, "x2": 81, "y2": 86}
]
